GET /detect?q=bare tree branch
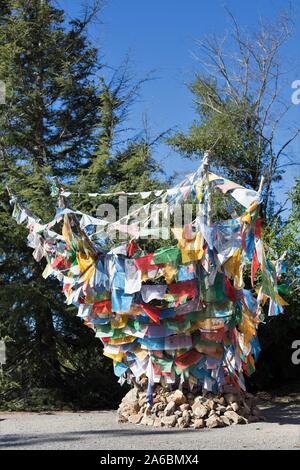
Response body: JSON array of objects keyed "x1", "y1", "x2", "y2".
[{"x1": 190, "y1": 6, "x2": 297, "y2": 217}]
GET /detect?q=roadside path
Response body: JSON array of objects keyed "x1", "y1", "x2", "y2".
[{"x1": 1, "y1": 402, "x2": 299, "y2": 450}]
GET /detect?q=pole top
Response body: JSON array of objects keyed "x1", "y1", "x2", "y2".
[{"x1": 203, "y1": 150, "x2": 211, "y2": 171}]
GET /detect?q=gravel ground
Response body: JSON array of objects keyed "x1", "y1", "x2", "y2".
[{"x1": 0, "y1": 403, "x2": 300, "y2": 450}]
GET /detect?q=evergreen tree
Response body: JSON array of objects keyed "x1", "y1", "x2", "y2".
[
  {"x1": 76, "y1": 68, "x2": 163, "y2": 212},
  {"x1": 0, "y1": 0, "x2": 116, "y2": 409},
  {"x1": 0, "y1": 0, "x2": 163, "y2": 409}
]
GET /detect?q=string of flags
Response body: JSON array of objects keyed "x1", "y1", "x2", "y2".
[
  {"x1": 50, "y1": 170, "x2": 261, "y2": 209},
  {"x1": 9, "y1": 159, "x2": 287, "y2": 402}
]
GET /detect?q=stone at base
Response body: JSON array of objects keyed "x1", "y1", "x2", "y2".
[
  {"x1": 128, "y1": 414, "x2": 142, "y2": 424},
  {"x1": 117, "y1": 385, "x2": 264, "y2": 430}
]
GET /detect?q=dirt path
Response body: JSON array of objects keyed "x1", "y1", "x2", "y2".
[{"x1": 0, "y1": 402, "x2": 299, "y2": 450}]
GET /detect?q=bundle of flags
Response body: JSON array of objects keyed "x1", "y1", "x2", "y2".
[{"x1": 9, "y1": 163, "x2": 287, "y2": 400}]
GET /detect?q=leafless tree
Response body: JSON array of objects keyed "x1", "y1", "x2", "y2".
[{"x1": 190, "y1": 7, "x2": 300, "y2": 217}]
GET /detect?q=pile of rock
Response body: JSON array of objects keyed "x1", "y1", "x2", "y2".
[{"x1": 117, "y1": 385, "x2": 264, "y2": 429}]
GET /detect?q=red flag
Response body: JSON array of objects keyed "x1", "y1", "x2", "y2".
[
  {"x1": 225, "y1": 276, "x2": 236, "y2": 302},
  {"x1": 174, "y1": 349, "x2": 203, "y2": 370},
  {"x1": 93, "y1": 300, "x2": 112, "y2": 315},
  {"x1": 254, "y1": 218, "x2": 262, "y2": 238},
  {"x1": 140, "y1": 304, "x2": 161, "y2": 324},
  {"x1": 251, "y1": 249, "x2": 260, "y2": 287},
  {"x1": 169, "y1": 279, "x2": 198, "y2": 298},
  {"x1": 127, "y1": 239, "x2": 137, "y2": 257},
  {"x1": 134, "y1": 253, "x2": 162, "y2": 271}
]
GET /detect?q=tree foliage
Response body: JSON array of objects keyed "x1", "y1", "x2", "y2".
[{"x1": 0, "y1": 0, "x2": 161, "y2": 410}]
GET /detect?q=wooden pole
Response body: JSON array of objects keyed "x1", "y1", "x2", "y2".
[
  {"x1": 258, "y1": 175, "x2": 265, "y2": 195},
  {"x1": 203, "y1": 150, "x2": 212, "y2": 226}
]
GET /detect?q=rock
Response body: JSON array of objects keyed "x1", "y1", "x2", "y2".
[
  {"x1": 214, "y1": 396, "x2": 225, "y2": 405},
  {"x1": 128, "y1": 414, "x2": 142, "y2": 424},
  {"x1": 231, "y1": 402, "x2": 239, "y2": 412},
  {"x1": 138, "y1": 397, "x2": 147, "y2": 407},
  {"x1": 117, "y1": 414, "x2": 128, "y2": 423},
  {"x1": 192, "y1": 403, "x2": 208, "y2": 418},
  {"x1": 119, "y1": 401, "x2": 139, "y2": 415},
  {"x1": 177, "y1": 417, "x2": 188, "y2": 428},
  {"x1": 224, "y1": 393, "x2": 239, "y2": 405},
  {"x1": 152, "y1": 402, "x2": 165, "y2": 414},
  {"x1": 179, "y1": 403, "x2": 191, "y2": 412},
  {"x1": 121, "y1": 410, "x2": 132, "y2": 419},
  {"x1": 194, "y1": 418, "x2": 205, "y2": 429},
  {"x1": 206, "y1": 415, "x2": 223, "y2": 428},
  {"x1": 239, "y1": 406, "x2": 250, "y2": 419},
  {"x1": 243, "y1": 401, "x2": 251, "y2": 413},
  {"x1": 133, "y1": 401, "x2": 141, "y2": 413},
  {"x1": 153, "y1": 396, "x2": 163, "y2": 404},
  {"x1": 216, "y1": 405, "x2": 227, "y2": 413},
  {"x1": 245, "y1": 393, "x2": 256, "y2": 407},
  {"x1": 224, "y1": 410, "x2": 240, "y2": 424},
  {"x1": 220, "y1": 415, "x2": 231, "y2": 426},
  {"x1": 117, "y1": 388, "x2": 256, "y2": 429},
  {"x1": 153, "y1": 418, "x2": 162, "y2": 427},
  {"x1": 182, "y1": 410, "x2": 191, "y2": 425},
  {"x1": 239, "y1": 417, "x2": 248, "y2": 424},
  {"x1": 161, "y1": 415, "x2": 177, "y2": 427},
  {"x1": 171, "y1": 390, "x2": 187, "y2": 406},
  {"x1": 193, "y1": 396, "x2": 203, "y2": 403},
  {"x1": 141, "y1": 415, "x2": 154, "y2": 426},
  {"x1": 206, "y1": 399, "x2": 216, "y2": 410},
  {"x1": 122, "y1": 388, "x2": 139, "y2": 404},
  {"x1": 139, "y1": 377, "x2": 148, "y2": 388},
  {"x1": 164, "y1": 400, "x2": 176, "y2": 416},
  {"x1": 248, "y1": 415, "x2": 259, "y2": 423}
]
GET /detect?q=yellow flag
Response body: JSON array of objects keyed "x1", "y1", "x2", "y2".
[
  {"x1": 111, "y1": 315, "x2": 128, "y2": 329},
  {"x1": 62, "y1": 214, "x2": 73, "y2": 246}
]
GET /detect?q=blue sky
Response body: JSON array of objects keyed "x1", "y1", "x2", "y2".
[{"x1": 59, "y1": 0, "x2": 300, "y2": 201}]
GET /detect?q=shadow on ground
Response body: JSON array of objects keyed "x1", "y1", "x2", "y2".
[
  {"x1": 259, "y1": 402, "x2": 300, "y2": 425},
  {"x1": 0, "y1": 427, "x2": 197, "y2": 448}
]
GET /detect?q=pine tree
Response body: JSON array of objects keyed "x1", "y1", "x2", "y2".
[
  {"x1": 0, "y1": 0, "x2": 117, "y2": 408},
  {"x1": 76, "y1": 68, "x2": 163, "y2": 212},
  {"x1": 0, "y1": 1, "x2": 163, "y2": 409}
]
